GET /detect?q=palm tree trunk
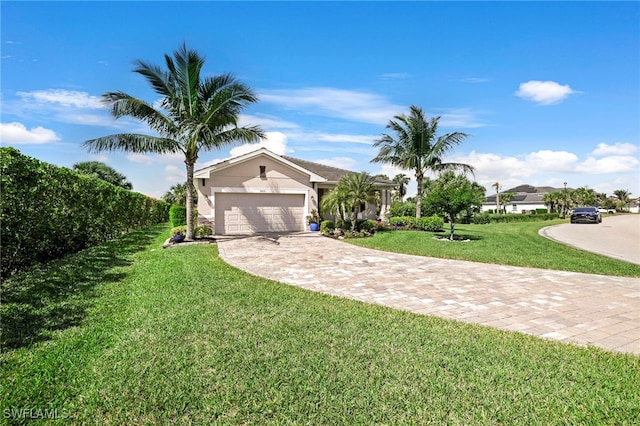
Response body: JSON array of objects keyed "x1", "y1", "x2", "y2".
[
  {"x1": 415, "y1": 175, "x2": 423, "y2": 219},
  {"x1": 185, "y1": 161, "x2": 196, "y2": 240}
]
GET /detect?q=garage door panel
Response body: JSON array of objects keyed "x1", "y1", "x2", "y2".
[{"x1": 215, "y1": 193, "x2": 305, "y2": 235}]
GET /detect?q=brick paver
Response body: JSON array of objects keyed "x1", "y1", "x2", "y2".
[{"x1": 217, "y1": 233, "x2": 640, "y2": 355}]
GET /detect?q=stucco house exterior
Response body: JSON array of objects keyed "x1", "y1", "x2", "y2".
[
  {"x1": 194, "y1": 148, "x2": 395, "y2": 235},
  {"x1": 481, "y1": 184, "x2": 562, "y2": 214}
]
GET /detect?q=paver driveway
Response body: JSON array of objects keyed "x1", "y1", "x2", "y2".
[{"x1": 217, "y1": 233, "x2": 640, "y2": 355}]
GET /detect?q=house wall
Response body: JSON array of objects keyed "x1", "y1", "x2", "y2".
[
  {"x1": 196, "y1": 155, "x2": 318, "y2": 230},
  {"x1": 480, "y1": 202, "x2": 549, "y2": 214}
]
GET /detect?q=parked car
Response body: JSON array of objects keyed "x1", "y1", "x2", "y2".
[
  {"x1": 598, "y1": 208, "x2": 615, "y2": 214},
  {"x1": 570, "y1": 207, "x2": 602, "y2": 224}
]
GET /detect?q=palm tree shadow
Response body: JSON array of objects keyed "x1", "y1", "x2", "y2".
[{"x1": 1, "y1": 225, "x2": 165, "y2": 350}]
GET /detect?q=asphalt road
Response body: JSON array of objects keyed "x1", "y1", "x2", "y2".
[{"x1": 539, "y1": 214, "x2": 640, "y2": 264}]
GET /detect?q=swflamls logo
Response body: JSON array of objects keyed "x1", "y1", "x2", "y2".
[{"x1": 3, "y1": 408, "x2": 70, "y2": 419}]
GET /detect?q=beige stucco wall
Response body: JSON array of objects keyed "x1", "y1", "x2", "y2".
[{"x1": 196, "y1": 155, "x2": 319, "y2": 229}]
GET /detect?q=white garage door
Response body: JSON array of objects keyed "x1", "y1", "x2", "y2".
[{"x1": 215, "y1": 193, "x2": 305, "y2": 235}]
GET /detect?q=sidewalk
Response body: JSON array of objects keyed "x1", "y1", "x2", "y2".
[{"x1": 217, "y1": 233, "x2": 640, "y2": 355}]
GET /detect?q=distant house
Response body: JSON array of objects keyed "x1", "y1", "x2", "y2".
[
  {"x1": 194, "y1": 148, "x2": 394, "y2": 235},
  {"x1": 481, "y1": 184, "x2": 566, "y2": 214}
]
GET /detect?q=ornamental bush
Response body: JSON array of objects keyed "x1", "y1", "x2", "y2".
[{"x1": 0, "y1": 147, "x2": 169, "y2": 278}]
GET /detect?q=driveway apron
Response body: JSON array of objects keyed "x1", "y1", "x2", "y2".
[{"x1": 217, "y1": 233, "x2": 640, "y2": 355}]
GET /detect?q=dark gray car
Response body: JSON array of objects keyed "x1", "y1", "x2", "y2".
[{"x1": 570, "y1": 207, "x2": 602, "y2": 224}]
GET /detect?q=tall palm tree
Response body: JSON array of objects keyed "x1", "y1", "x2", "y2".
[
  {"x1": 371, "y1": 105, "x2": 474, "y2": 218},
  {"x1": 493, "y1": 182, "x2": 501, "y2": 214},
  {"x1": 613, "y1": 189, "x2": 631, "y2": 211},
  {"x1": 392, "y1": 173, "x2": 410, "y2": 202},
  {"x1": 84, "y1": 44, "x2": 264, "y2": 239}
]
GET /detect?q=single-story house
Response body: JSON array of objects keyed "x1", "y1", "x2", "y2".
[
  {"x1": 481, "y1": 184, "x2": 563, "y2": 214},
  {"x1": 194, "y1": 148, "x2": 395, "y2": 235}
]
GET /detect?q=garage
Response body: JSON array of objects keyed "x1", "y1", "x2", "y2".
[{"x1": 215, "y1": 193, "x2": 305, "y2": 235}]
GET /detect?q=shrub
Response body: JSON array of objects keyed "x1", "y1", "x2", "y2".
[
  {"x1": 0, "y1": 147, "x2": 169, "y2": 278},
  {"x1": 320, "y1": 220, "x2": 335, "y2": 235},
  {"x1": 472, "y1": 213, "x2": 492, "y2": 224},
  {"x1": 194, "y1": 225, "x2": 213, "y2": 238},
  {"x1": 416, "y1": 215, "x2": 444, "y2": 232},
  {"x1": 359, "y1": 219, "x2": 376, "y2": 233},
  {"x1": 169, "y1": 205, "x2": 187, "y2": 227}
]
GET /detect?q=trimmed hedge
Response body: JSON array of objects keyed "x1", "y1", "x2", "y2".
[
  {"x1": 389, "y1": 216, "x2": 444, "y2": 232},
  {"x1": 169, "y1": 205, "x2": 187, "y2": 227},
  {"x1": 0, "y1": 147, "x2": 169, "y2": 278},
  {"x1": 472, "y1": 212, "x2": 560, "y2": 224}
]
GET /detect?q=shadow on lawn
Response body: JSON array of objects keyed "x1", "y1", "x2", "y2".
[{"x1": 0, "y1": 224, "x2": 165, "y2": 350}]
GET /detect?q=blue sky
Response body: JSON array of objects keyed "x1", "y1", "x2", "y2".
[{"x1": 2, "y1": 1, "x2": 639, "y2": 199}]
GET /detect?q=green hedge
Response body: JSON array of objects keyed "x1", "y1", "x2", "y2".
[
  {"x1": 389, "y1": 216, "x2": 445, "y2": 232},
  {"x1": 169, "y1": 205, "x2": 187, "y2": 227},
  {"x1": 472, "y1": 212, "x2": 560, "y2": 224},
  {"x1": 0, "y1": 147, "x2": 169, "y2": 278}
]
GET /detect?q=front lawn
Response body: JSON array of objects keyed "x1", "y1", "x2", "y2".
[
  {"x1": 2, "y1": 223, "x2": 638, "y2": 424},
  {"x1": 349, "y1": 220, "x2": 640, "y2": 277}
]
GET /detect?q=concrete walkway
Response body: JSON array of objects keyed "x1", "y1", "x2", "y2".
[{"x1": 217, "y1": 233, "x2": 640, "y2": 355}]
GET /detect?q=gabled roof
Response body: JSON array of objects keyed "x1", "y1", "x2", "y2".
[
  {"x1": 195, "y1": 148, "x2": 395, "y2": 186},
  {"x1": 194, "y1": 148, "x2": 326, "y2": 182},
  {"x1": 484, "y1": 184, "x2": 568, "y2": 204}
]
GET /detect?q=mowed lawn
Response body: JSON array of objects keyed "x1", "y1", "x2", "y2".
[
  {"x1": 1, "y1": 223, "x2": 638, "y2": 424},
  {"x1": 350, "y1": 220, "x2": 640, "y2": 277}
]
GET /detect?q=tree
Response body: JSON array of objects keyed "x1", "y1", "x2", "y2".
[
  {"x1": 613, "y1": 189, "x2": 631, "y2": 211},
  {"x1": 573, "y1": 186, "x2": 599, "y2": 207},
  {"x1": 499, "y1": 192, "x2": 515, "y2": 214},
  {"x1": 392, "y1": 173, "x2": 410, "y2": 202},
  {"x1": 162, "y1": 182, "x2": 194, "y2": 206},
  {"x1": 426, "y1": 171, "x2": 485, "y2": 240},
  {"x1": 493, "y1": 182, "x2": 501, "y2": 213},
  {"x1": 371, "y1": 105, "x2": 474, "y2": 219},
  {"x1": 84, "y1": 43, "x2": 264, "y2": 239},
  {"x1": 341, "y1": 172, "x2": 378, "y2": 230},
  {"x1": 320, "y1": 184, "x2": 349, "y2": 223},
  {"x1": 72, "y1": 161, "x2": 133, "y2": 189}
]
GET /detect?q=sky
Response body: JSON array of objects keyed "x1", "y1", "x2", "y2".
[{"x1": 1, "y1": 1, "x2": 639, "y2": 200}]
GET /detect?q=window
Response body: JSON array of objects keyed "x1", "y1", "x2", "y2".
[{"x1": 259, "y1": 165, "x2": 266, "y2": 179}]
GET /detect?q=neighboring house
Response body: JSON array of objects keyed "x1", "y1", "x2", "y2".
[
  {"x1": 194, "y1": 148, "x2": 395, "y2": 235},
  {"x1": 481, "y1": 184, "x2": 565, "y2": 214}
]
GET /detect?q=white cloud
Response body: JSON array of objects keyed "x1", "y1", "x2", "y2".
[
  {"x1": 436, "y1": 108, "x2": 487, "y2": 128},
  {"x1": 379, "y1": 73, "x2": 410, "y2": 80},
  {"x1": 230, "y1": 131, "x2": 292, "y2": 157},
  {"x1": 464, "y1": 77, "x2": 489, "y2": 83},
  {"x1": 17, "y1": 89, "x2": 103, "y2": 109},
  {"x1": 239, "y1": 114, "x2": 300, "y2": 130},
  {"x1": 164, "y1": 164, "x2": 184, "y2": 183},
  {"x1": 592, "y1": 142, "x2": 638, "y2": 157},
  {"x1": 515, "y1": 80, "x2": 578, "y2": 105},
  {"x1": 260, "y1": 87, "x2": 405, "y2": 125},
  {"x1": 576, "y1": 155, "x2": 639, "y2": 174},
  {"x1": 0, "y1": 122, "x2": 60, "y2": 144},
  {"x1": 126, "y1": 153, "x2": 156, "y2": 165},
  {"x1": 315, "y1": 157, "x2": 358, "y2": 171},
  {"x1": 525, "y1": 150, "x2": 578, "y2": 172},
  {"x1": 316, "y1": 133, "x2": 377, "y2": 145}
]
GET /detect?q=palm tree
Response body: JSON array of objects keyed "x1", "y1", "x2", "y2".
[
  {"x1": 392, "y1": 173, "x2": 410, "y2": 202},
  {"x1": 73, "y1": 161, "x2": 133, "y2": 190},
  {"x1": 499, "y1": 192, "x2": 515, "y2": 213},
  {"x1": 320, "y1": 185, "x2": 349, "y2": 223},
  {"x1": 342, "y1": 172, "x2": 378, "y2": 230},
  {"x1": 162, "y1": 182, "x2": 192, "y2": 206},
  {"x1": 371, "y1": 105, "x2": 474, "y2": 218},
  {"x1": 84, "y1": 44, "x2": 264, "y2": 239},
  {"x1": 613, "y1": 189, "x2": 631, "y2": 211},
  {"x1": 493, "y1": 182, "x2": 501, "y2": 214}
]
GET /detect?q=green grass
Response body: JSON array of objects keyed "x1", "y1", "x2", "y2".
[
  {"x1": 2, "y1": 223, "x2": 639, "y2": 424},
  {"x1": 349, "y1": 220, "x2": 640, "y2": 277}
]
